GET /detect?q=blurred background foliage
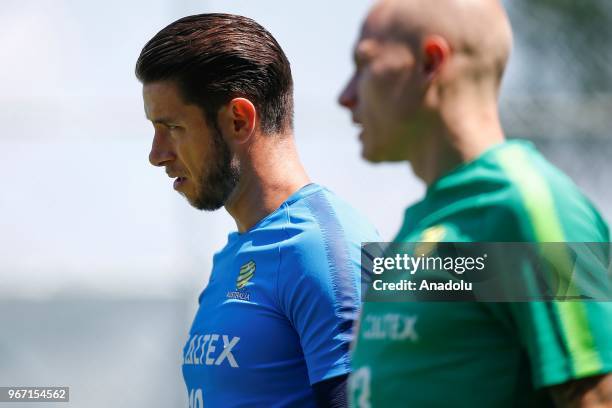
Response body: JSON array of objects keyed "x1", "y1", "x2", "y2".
[
  {"x1": 501, "y1": 0, "x2": 612, "y2": 144},
  {"x1": 510, "y1": 0, "x2": 612, "y2": 93},
  {"x1": 500, "y1": 0, "x2": 612, "y2": 224}
]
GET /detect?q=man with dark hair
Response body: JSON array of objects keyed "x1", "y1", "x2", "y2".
[
  {"x1": 136, "y1": 13, "x2": 379, "y2": 408},
  {"x1": 339, "y1": 0, "x2": 612, "y2": 406}
]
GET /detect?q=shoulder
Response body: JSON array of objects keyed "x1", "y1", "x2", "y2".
[
  {"x1": 403, "y1": 162, "x2": 530, "y2": 242},
  {"x1": 276, "y1": 184, "x2": 378, "y2": 281},
  {"x1": 403, "y1": 141, "x2": 608, "y2": 242},
  {"x1": 280, "y1": 185, "x2": 380, "y2": 253},
  {"x1": 492, "y1": 141, "x2": 609, "y2": 242}
]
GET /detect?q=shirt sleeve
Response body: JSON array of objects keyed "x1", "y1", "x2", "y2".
[
  {"x1": 501, "y1": 238, "x2": 612, "y2": 388},
  {"x1": 502, "y1": 177, "x2": 612, "y2": 388},
  {"x1": 506, "y1": 299, "x2": 612, "y2": 388},
  {"x1": 276, "y1": 228, "x2": 361, "y2": 385}
]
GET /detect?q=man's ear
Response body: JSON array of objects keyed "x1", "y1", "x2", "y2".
[
  {"x1": 422, "y1": 35, "x2": 450, "y2": 78},
  {"x1": 217, "y1": 97, "x2": 257, "y2": 144}
]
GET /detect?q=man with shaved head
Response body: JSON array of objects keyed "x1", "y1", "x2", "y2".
[{"x1": 340, "y1": 0, "x2": 612, "y2": 406}]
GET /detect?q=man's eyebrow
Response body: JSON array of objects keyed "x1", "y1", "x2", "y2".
[
  {"x1": 354, "y1": 41, "x2": 374, "y2": 64},
  {"x1": 353, "y1": 48, "x2": 363, "y2": 65},
  {"x1": 147, "y1": 116, "x2": 179, "y2": 126},
  {"x1": 354, "y1": 50, "x2": 369, "y2": 67}
]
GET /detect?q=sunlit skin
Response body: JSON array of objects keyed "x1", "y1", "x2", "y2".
[
  {"x1": 144, "y1": 81, "x2": 237, "y2": 211},
  {"x1": 339, "y1": 0, "x2": 510, "y2": 185},
  {"x1": 339, "y1": 0, "x2": 612, "y2": 406},
  {"x1": 143, "y1": 80, "x2": 310, "y2": 232}
]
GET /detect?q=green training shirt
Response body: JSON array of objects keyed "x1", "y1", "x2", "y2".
[{"x1": 349, "y1": 140, "x2": 612, "y2": 407}]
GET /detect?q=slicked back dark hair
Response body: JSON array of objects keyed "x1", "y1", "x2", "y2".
[{"x1": 135, "y1": 13, "x2": 293, "y2": 134}]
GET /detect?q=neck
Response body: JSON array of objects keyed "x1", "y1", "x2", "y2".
[
  {"x1": 410, "y1": 94, "x2": 505, "y2": 186},
  {"x1": 224, "y1": 134, "x2": 310, "y2": 233}
]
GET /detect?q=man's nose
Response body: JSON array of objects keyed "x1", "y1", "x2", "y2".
[
  {"x1": 338, "y1": 76, "x2": 358, "y2": 109},
  {"x1": 149, "y1": 130, "x2": 175, "y2": 167}
]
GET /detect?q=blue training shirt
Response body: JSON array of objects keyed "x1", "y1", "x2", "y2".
[{"x1": 182, "y1": 183, "x2": 380, "y2": 407}]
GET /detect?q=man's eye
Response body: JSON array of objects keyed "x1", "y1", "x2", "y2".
[
  {"x1": 353, "y1": 64, "x2": 364, "y2": 78},
  {"x1": 355, "y1": 58, "x2": 368, "y2": 73}
]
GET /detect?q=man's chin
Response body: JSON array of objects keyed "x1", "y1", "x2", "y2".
[
  {"x1": 191, "y1": 197, "x2": 224, "y2": 211},
  {"x1": 362, "y1": 145, "x2": 406, "y2": 164},
  {"x1": 189, "y1": 189, "x2": 232, "y2": 211},
  {"x1": 361, "y1": 147, "x2": 385, "y2": 163},
  {"x1": 177, "y1": 191, "x2": 220, "y2": 211}
]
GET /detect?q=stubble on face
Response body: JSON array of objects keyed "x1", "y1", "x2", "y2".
[{"x1": 190, "y1": 122, "x2": 240, "y2": 211}]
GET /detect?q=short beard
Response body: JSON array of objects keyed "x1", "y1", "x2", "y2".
[{"x1": 191, "y1": 123, "x2": 240, "y2": 211}]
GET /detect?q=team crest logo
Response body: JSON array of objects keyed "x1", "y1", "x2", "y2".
[
  {"x1": 236, "y1": 260, "x2": 255, "y2": 289},
  {"x1": 414, "y1": 225, "x2": 446, "y2": 256}
]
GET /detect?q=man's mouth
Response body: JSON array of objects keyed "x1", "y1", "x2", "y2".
[
  {"x1": 354, "y1": 122, "x2": 364, "y2": 139},
  {"x1": 173, "y1": 176, "x2": 187, "y2": 190},
  {"x1": 352, "y1": 116, "x2": 364, "y2": 138}
]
